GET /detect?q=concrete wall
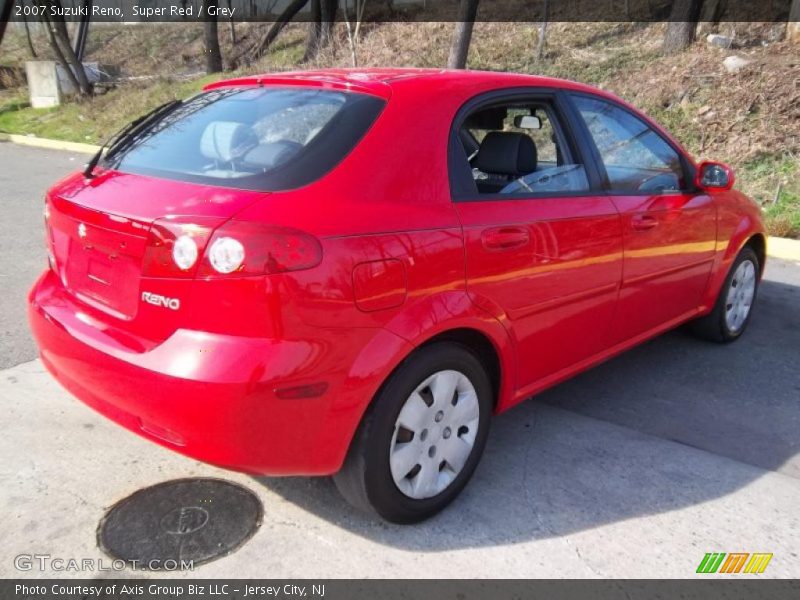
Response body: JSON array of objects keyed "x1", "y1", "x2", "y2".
[
  {"x1": 24, "y1": 61, "x2": 119, "y2": 107},
  {"x1": 24, "y1": 61, "x2": 61, "y2": 108}
]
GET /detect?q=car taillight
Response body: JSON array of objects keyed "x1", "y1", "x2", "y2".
[
  {"x1": 172, "y1": 234, "x2": 200, "y2": 271},
  {"x1": 142, "y1": 218, "x2": 218, "y2": 278},
  {"x1": 207, "y1": 236, "x2": 245, "y2": 274},
  {"x1": 197, "y1": 222, "x2": 323, "y2": 278}
]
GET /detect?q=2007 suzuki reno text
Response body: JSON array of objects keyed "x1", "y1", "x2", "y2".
[{"x1": 29, "y1": 69, "x2": 766, "y2": 523}]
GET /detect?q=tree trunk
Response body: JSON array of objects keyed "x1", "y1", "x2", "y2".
[
  {"x1": 343, "y1": 0, "x2": 366, "y2": 67},
  {"x1": 662, "y1": 0, "x2": 704, "y2": 55},
  {"x1": 23, "y1": 14, "x2": 38, "y2": 58},
  {"x1": 227, "y1": 0, "x2": 236, "y2": 44},
  {"x1": 39, "y1": 11, "x2": 83, "y2": 96},
  {"x1": 0, "y1": 0, "x2": 13, "y2": 48},
  {"x1": 73, "y1": 0, "x2": 92, "y2": 62},
  {"x1": 788, "y1": 0, "x2": 800, "y2": 44},
  {"x1": 246, "y1": 0, "x2": 310, "y2": 62},
  {"x1": 534, "y1": 0, "x2": 549, "y2": 61},
  {"x1": 535, "y1": 22, "x2": 548, "y2": 61},
  {"x1": 447, "y1": 0, "x2": 480, "y2": 69},
  {"x1": 48, "y1": 3, "x2": 92, "y2": 95},
  {"x1": 204, "y1": 0, "x2": 223, "y2": 73},
  {"x1": 303, "y1": 0, "x2": 338, "y2": 62},
  {"x1": 698, "y1": 0, "x2": 726, "y2": 34},
  {"x1": 304, "y1": 0, "x2": 322, "y2": 61}
]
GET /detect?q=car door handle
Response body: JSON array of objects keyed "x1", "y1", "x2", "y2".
[
  {"x1": 631, "y1": 215, "x2": 659, "y2": 231},
  {"x1": 481, "y1": 227, "x2": 530, "y2": 250}
]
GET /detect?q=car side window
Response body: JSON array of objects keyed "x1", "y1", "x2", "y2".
[
  {"x1": 572, "y1": 95, "x2": 686, "y2": 194},
  {"x1": 458, "y1": 100, "x2": 590, "y2": 197}
]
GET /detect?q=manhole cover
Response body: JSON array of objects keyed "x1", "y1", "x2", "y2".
[{"x1": 98, "y1": 478, "x2": 262, "y2": 569}]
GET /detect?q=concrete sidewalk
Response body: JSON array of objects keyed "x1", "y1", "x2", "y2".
[{"x1": 1, "y1": 346, "x2": 799, "y2": 578}]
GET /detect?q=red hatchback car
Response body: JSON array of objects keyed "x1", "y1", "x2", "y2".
[{"x1": 29, "y1": 69, "x2": 765, "y2": 523}]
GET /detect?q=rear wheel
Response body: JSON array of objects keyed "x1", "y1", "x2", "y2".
[
  {"x1": 333, "y1": 342, "x2": 492, "y2": 523},
  {"x1": 690, "y1": 246, "x2": 760, "y2": 343}
]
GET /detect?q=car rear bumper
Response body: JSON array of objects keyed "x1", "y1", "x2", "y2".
[{"x1": 27, "y1": 269, "x2": 368, "y2": 476}]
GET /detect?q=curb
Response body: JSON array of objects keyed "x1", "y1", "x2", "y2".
[
  {"x1": 0, "y1": 132, "x2": 99, "y2": 154},
  {"x1": 768, "y1": 236, "x2": 800, "y2": 262}
]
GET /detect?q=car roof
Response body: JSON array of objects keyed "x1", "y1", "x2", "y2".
[
  {"x1": 202, "y1": 68, "x2": 690, "y2": 158},
  {"x1": 204, "y1": 67, "x2": 604, "y2": 99}
]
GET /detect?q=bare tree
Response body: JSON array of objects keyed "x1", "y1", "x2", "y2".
[
  {"x1": 789, "y1": 0, "x2": 800, "y2": 43},
  {"x1": 204, "y1": 0, "x2": 223, "y2": 73},
  {"x1": 227, "y1": 0, "x2": 236, "y2": 44},
  {"x1": 663, "y1": 0, "x2": 704, "y2": 54},
  {"x1": 37, "y1": 0, "x2": 92, "y2": 96},
  {"x1": 38, "y1": 12, "x2": 83, "y2": 95},
  {"x1": 245, "y1": 0, "x2": 310, "y2": 63},
  {"x1": 342, "y1": 0, "x2": 367, "y2": 66},
  {"x1": 303, "y1": 0, "x2": 339, "y2": 62},
  {"x1": 697, "y1": 0, "x2": 727, "y2": 34},
  {"x1": 23, "y1": 14, "x2": 39, "y2": 58},
  {"x1": 0, "y1": 0, "x2": 13, "y2": 48},
  {"x1": 535, "y1": 0, "x2": 549, "y2": 61},
  {"x1": 447, "y1": 0, "x2": 480, "y2": 69}
]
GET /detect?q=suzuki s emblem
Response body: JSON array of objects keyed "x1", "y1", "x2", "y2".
[{"x1": 78, "y1": 223, "x2": 87, "y2": 239}]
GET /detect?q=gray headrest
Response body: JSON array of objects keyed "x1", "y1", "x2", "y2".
[
  {"x1": 200, "y1": 121, "x2": 257, "y2": 162},
  {"x1": 243, "y1": 140, "x2": 303, "y2": 170},
  {"x1": 474, "y1": 131, "x2": 537, "y2": 176}
]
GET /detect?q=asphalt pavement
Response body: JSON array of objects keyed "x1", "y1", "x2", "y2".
[
  {"x1": 1, "y1": 141, "x2": 798, "y2": 578},
  {"x1": 0, "y1": 141, "x2": 86, "y2": 369}
]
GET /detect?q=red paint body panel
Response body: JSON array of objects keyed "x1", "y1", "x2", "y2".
[
  {"x1": 457, "y1": 195, "x2": 623, "y2": 393},
  {"x1": 608, "y1": 192, "x2": 717, "y2": 342},
  {"x1": 352, "y1": 259, "x2": 407, "y2": 312},
  {"x1": 28, "y1": 68, "x2": 766, "y2": 475}
]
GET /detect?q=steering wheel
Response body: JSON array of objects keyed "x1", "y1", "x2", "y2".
[
  {"x1": 501, "y1": 165, "x2": 582, "y2": 195},
  {"x1": 637, "y1": 172, "x2": 681, "y2": 193}
]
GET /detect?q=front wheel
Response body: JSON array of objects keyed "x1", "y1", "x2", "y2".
[
  {"x1": 333, "y1": 342, "x2": 492, "y2": 523},
  {"x1": 690, "y1": 246, "x2": 760, "y2": 343}
]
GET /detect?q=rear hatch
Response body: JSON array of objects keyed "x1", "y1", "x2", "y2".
[
  {"x1": 43, "y1": 83, "x2": 386, "y2": 344},
  {"x1": 46, "y1": 171, "x2": 264, "y2": 331}
]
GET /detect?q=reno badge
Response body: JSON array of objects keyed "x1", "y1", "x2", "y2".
[
  {"x1": 78, "y1": 223, "x2": 87, "y2": 239},
  {"x1": 141, "y1": 291, "x2": 180, "y2": 310}
]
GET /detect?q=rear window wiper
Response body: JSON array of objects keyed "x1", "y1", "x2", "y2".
[{"x1": 84, "y1": 99, "x2": 183, "y2": 179}]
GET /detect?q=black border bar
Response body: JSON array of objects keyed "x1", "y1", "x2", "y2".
[
  {"x1": 6, "y1": 579, "x2": 800, "y2": 600},
  {"x1": 7, "y1": 0, "x2": 795, "y2": 23}
]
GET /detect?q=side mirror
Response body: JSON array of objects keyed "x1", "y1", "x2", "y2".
[{"x1": 696, "y1": 161, "x2": 735, "y2": 191}]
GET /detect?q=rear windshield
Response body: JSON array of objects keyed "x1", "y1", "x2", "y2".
[{"x1": 108, "y1": 87, "x2": 385, "y2": 191}]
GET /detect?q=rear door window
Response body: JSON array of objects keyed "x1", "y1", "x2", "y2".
[
  {"x1": 451, "y1": 96, "x2": 592, "y2": 199},
  {"x1": 110, "y1": 87, "x2": 385, "y2": 191}
]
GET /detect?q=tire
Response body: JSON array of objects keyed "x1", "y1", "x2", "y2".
[
  {"x1": 333, "y1": 342, "x2": 493, "y2": 524},
  {"x1": 690, "y1": 246, "x2": 760, "y2": 343}
]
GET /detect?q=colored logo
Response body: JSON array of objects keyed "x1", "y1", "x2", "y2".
[{"x1": 697, "y1": 553, "x2": 773, "y2": 574}]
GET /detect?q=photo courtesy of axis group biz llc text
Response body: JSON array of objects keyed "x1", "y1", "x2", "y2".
[{"x1": 0, "y1": 0, "x2": 799, "y2": 598}]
